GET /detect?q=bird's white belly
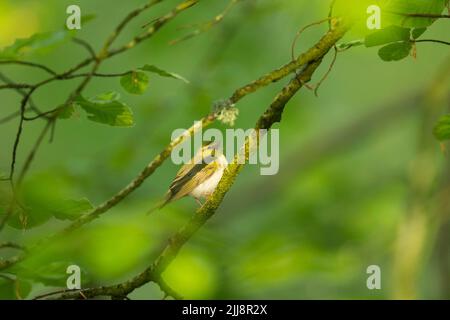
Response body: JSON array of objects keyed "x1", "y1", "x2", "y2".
[{"x1": 190, "y1": 167, "x2": 225, "y2": 199}]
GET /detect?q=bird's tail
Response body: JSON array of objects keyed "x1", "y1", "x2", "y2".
[{"x1": 146, "y1": 193, "x2": 171, "y2": 215}]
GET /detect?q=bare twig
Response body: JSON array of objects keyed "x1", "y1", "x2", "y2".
[
  {"x1": 0, "y1": 73, "x2": 44, "y2": 118},
  {"x1": 0, "y1": 83, "x2": 34, "y2": 90},
  {"x1": 169, "y1": 0, "x2": 241, "y2": 45},
  {"x1": 72, "y1": 38, "x2": 97, "y2": 59},
  {"x1": 0, "y1": 60, "x2": 57, "y2": 76},
  {"x1": 16, "y1": 121, "x2": 53, "y2": 186},
  {"x1": 314, "y1": 46, "x2": 338, "y2": 96},
  {"x1": 414, "y1": 39, "x2": 450, "y2": 46},
  {"x1": 107, "y1": 0, "x2": 200, "y2": 58},
  {"x1": 9, "y1": 89, "x2": 35, "y2": 181}
]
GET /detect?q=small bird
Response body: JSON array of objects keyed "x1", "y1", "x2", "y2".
[{"x1": 148, "y1": 140, "x2": 228, "y2": 213}]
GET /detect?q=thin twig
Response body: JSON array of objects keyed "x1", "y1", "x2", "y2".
[
  {"x1": 72, "y1": 38, "x2": 97, "y2": 59},
  {"x1": 314, "y1": 46, "x2": 338, "y2": 96},
  {"x1": 414, "y1": 39, "x2": 450, "y2": 46},
  {"x1": 0, "y1": 83, "x2": 34, "y2": 90},
  {"x1": 0, "y1": 60, "x2": 57, "y2": 76},
  {"x1": 16, "y1": 120, "x2": 53, "y2": 186},
  {"x1": 9, "y1": 89, "x2": 35, "y2": 181},
  {"x1": 291, "y1": 18, "x2": 331, "y2": 63},
  {"x1": 0, "y1": 72, "x2": 44, "y2": 118},
  {"x1": 169, "y1": 0, "x2": 241, "y2": 45},
  {"x1": 107, "y1": 0, "x2": 200, "y2": 58}
]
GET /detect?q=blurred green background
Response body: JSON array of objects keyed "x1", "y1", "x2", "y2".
[{"x1": 0, "y1": 0, "x2": 449, "y2": 299}]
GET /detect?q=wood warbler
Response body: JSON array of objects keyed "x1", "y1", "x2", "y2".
[{"x1": 148, "y1": 141, "x2": 228, "y2": 213}]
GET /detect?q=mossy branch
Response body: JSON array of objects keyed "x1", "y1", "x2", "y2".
[{"x1": 44, "y1": 19, "x2": 349, "y2": 300}]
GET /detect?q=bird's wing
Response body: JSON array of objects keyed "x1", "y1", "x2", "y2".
[
  {"x1": 172, "y1": 161, "x2": 196, "y2": 185},
  {"x1": 168, "y1": 160, "x2": 218, "y2": 201}
]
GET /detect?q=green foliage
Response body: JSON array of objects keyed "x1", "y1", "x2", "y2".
[
  {"x1": 74, "y1": 92, "x2": 134, "y2": 127},
  {"x1": 2, "y1": 172, "x2": 93, "y2": 229},
  {"x1": 79, "y1": 222, "x2": 150, "y2": 278},
  {"x1": 433, "y1": 115, "x2": 450, "y2": 141},
  {"x1": 0, "y1": 0, "x2": 448, "y2": 301},
  {"x1": 9, "y1": 251, "x2": 91, "y2": 287},
  {"x1": 0, "y1": 12, "x2": 97, "y2": 60},
  {"x1": 0, "y1": 31, "x2": 71, "y2": 60},
  {"x1": 0, "y1": 278, "x2": 31, "y2": 300},
  {"x1": 336, "y1": 0, "x2": 447, "y2": 62},
  {"x1": 164, "y1": 249, "x2": 218, "y2": 299},
  {"x1": 58, "y1": 104, "x2": 76, "y2": 119},
  {"x1": 411, "y1": 27, "x2": 427, "y2": 39},
  {"x1": 120, "y1": 71, "x2": 149, "y2": 95},
  {"x1": 378, "y1": 41, "x2": 412, "y2": 61},
  {"x1": 140, "y1": 64, "x2": 190, "y2": 83},
  {"x1": 382, "y1": 0, "x2": 448, "y2": 28},
  {"x1": 80, "y1": 14, "x2": 97, "y2": 26},
  {"x1": 51, "y1": 198, "x2": 93, "y2": 220},
  {"x1": 364, "y1": 26, "x2": 410, "y2": 47}
]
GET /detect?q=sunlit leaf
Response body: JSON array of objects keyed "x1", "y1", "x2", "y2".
[
  {"x1": 120, "y1": 71, "x2": 149, "y2": 95},
  {"x1": 364, "y1": 26, "x2": 410, "y2": 47},
  {"x1": 0, "y1": 31, "x2": 71, "y2": 60},
  {"x1": 75, "y1": 92, "x2": 134, "y2": 127},
  {"x1": 140, "y1": 64, "x2": 190, "y2": 83},
  {"x1": 381, "y1": 0, "x2": 448, "y2": 28}
]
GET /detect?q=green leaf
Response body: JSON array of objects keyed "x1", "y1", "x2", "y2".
[
  {"x1": 364, "y1": 26, "x2": 411, "y2": 47},
  {"x1": 381, "y1": 0, "x2": 448, "y2": 28},
  {"x1": 120, "y1": 71, "x2": 149, "y2": 95},
  {"x1": 0, "y1": 278, "x2": 32, "y2": 300},
  {"x1": 0, "y1": 182, "x2": 31, "y2": 230},
  {"x1": 140, "y1": 64, "x2": 190, "y2": 83},
  {"x1": 51, "y1": 198, "x2": 93, "y2": 221},
  {"x1": 62, "y1": 13, "x2": 96, "y2": 31},
  {"x1": 3, "y1": 172, "x2": 94, "y2": 229},
  {"x1": 75, "y1": 92, "x2": 134, "y2": 127},
  {"x1": 433, "y1": 115, "x2": 450, "y2": 141},
  {"x1": 378, "y1": 42, "x2": 412, "y2": 61},
  {"x1": 0, "y1": 31, "x2": 71, "y2": 60},
  {"x1": 58, "y1": 104, "x2": 76, "y2": 119},
  {"x1": 411, "y1": 27, "x2": 427, "y2": 39},
  {"x1": 13, "y1": 260, "x2": 88, "y2": 287},
  {"x1": 81, "y1": 13, "x2": 97, "y2": 25}
]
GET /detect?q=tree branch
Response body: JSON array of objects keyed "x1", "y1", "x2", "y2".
[
  {"x1": 0, "y1": 0, "x2": 199, "y2": 232},
  {"x1": 43, "y1": 18, "x2": 349, "y2": 299}
]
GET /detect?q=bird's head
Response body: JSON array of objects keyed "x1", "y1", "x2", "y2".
[{"x1": 199, "y1": 140, "x2": 222, "y2": 159}]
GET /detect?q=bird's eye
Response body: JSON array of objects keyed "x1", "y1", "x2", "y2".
[{"x1": 211, "y1": 149, "x2": 216, "y2": 157}]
